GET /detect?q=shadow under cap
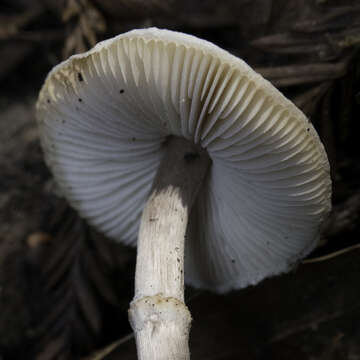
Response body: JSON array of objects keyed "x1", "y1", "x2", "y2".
[{"x1": 151, "y1": 136, "x2": 212, "y2": 209}]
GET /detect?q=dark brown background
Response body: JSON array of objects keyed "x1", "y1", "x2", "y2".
[{"x1": 1, "y1": 0, "x2": 359, "y2": 359}]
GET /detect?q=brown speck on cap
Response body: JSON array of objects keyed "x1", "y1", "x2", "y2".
[{"x1": 77, "y1": 72, "x2": 83, "y2": 82}]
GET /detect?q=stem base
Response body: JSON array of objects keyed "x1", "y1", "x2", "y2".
[{"x1": 129, "y1": 294, "x2": 191, "y2": 360}]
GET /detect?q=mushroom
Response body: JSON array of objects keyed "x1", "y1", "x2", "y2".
[{"x1": 36, "y1": 28, "x2": 332, "y2": 360}]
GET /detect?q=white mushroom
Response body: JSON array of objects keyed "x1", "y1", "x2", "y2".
[{"x1": 36, "y1": 28, "x2": 332, "y2": 360}]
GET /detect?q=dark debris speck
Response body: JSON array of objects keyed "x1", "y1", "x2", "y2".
[{"x1": 184, "y1": 152, "x2": 199, "y2": 162}]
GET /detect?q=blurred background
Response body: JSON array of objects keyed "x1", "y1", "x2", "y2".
[{"x1": 0, "y1": 0, "x2": 359, "y2": 359}]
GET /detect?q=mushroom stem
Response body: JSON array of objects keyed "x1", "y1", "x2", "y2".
[{"x1": 129, "y1": 137, "x2": 211, "y2": 360}]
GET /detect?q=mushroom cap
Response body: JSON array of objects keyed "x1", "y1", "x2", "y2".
[{"x1": 36, "y1": 28, "x2": 331, "y2": 292}]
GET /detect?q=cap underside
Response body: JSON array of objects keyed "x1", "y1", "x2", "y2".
[{"x1": 37, "y1": 28, "x2": 331, "y2": 292}]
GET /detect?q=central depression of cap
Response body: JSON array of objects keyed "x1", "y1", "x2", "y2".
[{"x1": 36, "y1": 28, "x2": 331, "y2": 292}]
